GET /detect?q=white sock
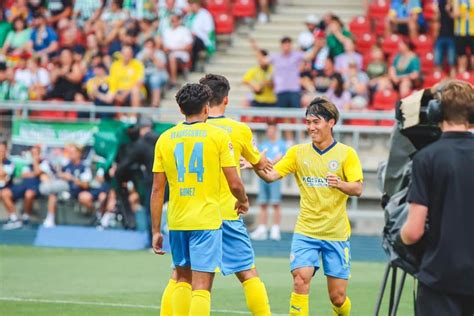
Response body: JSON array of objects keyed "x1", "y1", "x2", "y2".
[
  {"x1": 271, "y1": 225, "x2": 280, "y2": 231},
  {"x1": 21, "y1": 213, "x2": 29, "y2": 220},
  {"x1": 46, "y1": 213, "x2": 55, "y2": 221},
  {"x1": 258, "y1": 224, "x2": 267, "y2": 232},
  {"x1": 9, "y1": 214, "x2": 18, "y2": 221}
]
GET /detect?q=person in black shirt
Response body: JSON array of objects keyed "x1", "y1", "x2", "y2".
[
  {"x1": 401, "y1": 80, "x2": 474, "y2": 315},
  {"x1": 434, "y1": 0, "x2": 456, "y2": 76}
]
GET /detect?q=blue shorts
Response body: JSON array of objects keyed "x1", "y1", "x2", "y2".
[
  {"x1": 221, "y1": 219, "x2": 255, "y2": 276},
  {"x1": 10, "y1": 180, "x2": 40, "y2": 201},
  {"x1": 290, "y1": 233, "x2": 351, "y2": 280},
  {"x1": 257, "y1": 179, "x2": 282, "y2": 205},
  {"x1": 169, "y1": 229, "x2": 222, "y2": 273}
]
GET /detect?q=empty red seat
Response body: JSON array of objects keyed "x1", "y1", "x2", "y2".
[
  {"x1": 420, "y1": 52, "x2": 435, "y2": 74},
  {"x1": 214, "y1": 13, "x2": 234, "y2": 34},
  {"x1": 456, "y1": 71, "x2": 474, "y2": 85},
  {"x1": 368, "y1": 0, "x2": 390, "y2": 20},
  {"x1": 206, "y1": 0, "x2": 231, "y2": 15},
  {"x1": 232, "y1": 0, "x2": 256, "y2": 18},
  {"x1": 412, "y1": 34, "x2": 434, "y2": 54},
  {"x1": 345, "y1": 119, "x2": 378, "y2": 126},
  {"x1": 349, "y1": 16, "x2": 371, "y2": 38},
  {"x1": 372, "y1": 89, "x2": 399, "y2": 110},
  {"x1": 423, "y1": 2, "x2": 437, "y2": 21},
  {"x1": 381, "y1": 34, "x2": 402, "y2": 57},
  {"x1": 355, "y1": 32, "x2": 377, "y2": 55},
  {"x1": 423, "y1": 70, "x2": 447, "y2": 88}
]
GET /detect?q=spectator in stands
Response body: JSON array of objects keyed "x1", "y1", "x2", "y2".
[
  {"x1": 242, "y1": 49, "x2": 277, "y2": 108},
  {"x1": 1, "y1": 17, "x2": 31, "y2": 57},
  {"x1": 96, "y1": 0, "x2": 127, "y2": 48},
  {"x1": 5, "y1": 0, "x2": 31, "y2": 23},
  {"x1": 326, "y1": 15, "x2": 353, "y2": 58},
  {"x1": 452, "y1": 0, "x2": 474, "y2": 73},
  {"x1": 73, "y1": 0, "x2": 103, "y2": 29},
  {"x1": 0, "y1": 64, "x2": 29, "y2": 101},
  {"x1": 0, "y1": 10, "x2": 13, "y2": 48},
  {"x1": 389, "y1": 39, "x2": 421, "y2": 97},
  {"x1": 344, "y1": 61, "x2": 370, "y2": 106},
  {"x1": 184, "y1": 0, "x2": 215, "y2": 71},
  {"x1": 1, "y1": 145, "x2": 52, "y2": 230},
  {"x1": 27, "y1": 13, "x2": 59, "y2": 64},
  {"x1": 0, "y1": 141, "x2": 15, "y2": 195},
  {"x1": 46, "y1": 48, "x2": 85, "y2": 102},
  {"x1": 86, "y1": 63, "x2": 115, "y2": 119},
  {"x1": 315, "y1": 57, "x2": 339, "y2": 93},
  {"x1": 386, "y1": 0, "x2": 423, "y2": 39},
  {"x1": 326, "y1": 73, "x2": 351, "y2": 111},
  {"x1": 123, "y1": 0, "x2": 157, "y2": 20},
  {"x1": 136, "y1": 38, "x2": 168, "y2": 107},
  {"x1": 257, "y1": 0, "x2": 271, "y2": 24},
  {"x1": 298, "y1": 14, "x2": 319, "y2": 51},
  {"x1": 45, "y1": 0, "x2": 72, "y2": 26},
  {"x1": 138, "y1": 18, "x2": 159, "y2": 47},
  {"x1": 367, "y1": 46, "x2": 388, "y2": 82},
  {"x1": 312, "y1": 29, "x2": 330, "y2": 72},
  {"x1": 250, "y1": 122, "x2": 286, "y2": 241},
  {"x1": 158, "y1": 0, "x2": 179, "y2": 35},
  {"x1": 434, "y1": 0, "x2": 456, "y2": 76},
  {"x1": 43, "y1": 144, "x2": 93, "y2": 228},
  {"x1": 334, "y1": 39, "x2": 362, "y2": 75},
  {"x1": 159, "y1": 0, "x2": 188, "y2": 11},
  {"x1": 15, "y1": 57, "x2": 50, "y2": 100},
  {"x1": 162, "y1": 13, "x2": 193, "y2": 87},
  {"x1": 109, "y1": 44, "x2": 145, "y2": 114}
]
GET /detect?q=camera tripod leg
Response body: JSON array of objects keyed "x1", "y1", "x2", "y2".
[
  {"x1": 373, "y1": 263, "x2": 391, "y2": 316},
  {"x1": 389, "y1": 266, "x2": 398, "y2": 314},
  {"x1": 390, "y1": 270, "x2": 407, "y2": 316}
]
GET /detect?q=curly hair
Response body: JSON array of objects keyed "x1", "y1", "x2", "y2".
[
  {"x1": 175, "y1": 83, "x2": 212, "y2": 116},
  {"x1": 199, "y1": 74, "x2": 230, "y2": 107}
]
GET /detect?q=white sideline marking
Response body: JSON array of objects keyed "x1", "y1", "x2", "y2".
[{"x1": 0, "y1": 297, "x2": 287, "y2": 315}]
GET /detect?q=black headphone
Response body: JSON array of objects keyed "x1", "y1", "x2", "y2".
[{"x1": 426, "y1": 84, "x2": 445, "y2": 124}]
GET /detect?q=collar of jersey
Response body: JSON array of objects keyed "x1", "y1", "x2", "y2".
[
  {"x1": 312, "y1": 140, "x2": 337, "y2": 155},
  {"x1": 441, "y1": 131, "x2": 473, "y2": 139},
  {"x1": 208, "y1": 115, "x2": 225, "y2": 119},
  {"x1": 183, "y1": 121, "x2": 204, "y2": 125}
]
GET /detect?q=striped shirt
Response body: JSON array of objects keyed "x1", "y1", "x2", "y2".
[{"x1": 454, "y1": 0, "x2": 474, "y2": 36}]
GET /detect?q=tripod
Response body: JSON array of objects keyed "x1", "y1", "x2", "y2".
[{"x1": 373, "y1": 263, "x2": 410, "y2": 316}]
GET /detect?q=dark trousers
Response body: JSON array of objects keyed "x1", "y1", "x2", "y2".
[
  {"x1": 191, "y1": 36, "x2": 206, "y2": 70},
  {"x1": 417, "y1": 281, "x2": 474, "y2": 316}
]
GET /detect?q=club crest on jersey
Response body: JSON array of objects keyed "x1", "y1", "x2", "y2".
[
  {"x1": 328, "y1": 160, "x2": 339, "y2": 171},
  {"x1": 228, "y1": 142, "x2": 234, "y2": 155}
]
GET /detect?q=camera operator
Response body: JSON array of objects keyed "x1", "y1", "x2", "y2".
[
  {"x1": 115, "y1": 117, "x2": 165, "y2": 245},
  {"x1": 400, "y1": 80, "x2": 474, "y2": 315}
]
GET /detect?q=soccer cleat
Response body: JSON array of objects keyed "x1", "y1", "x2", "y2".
[
  {"x1": 250, "y1": 225, "x2": 268, "y2": 240},
  {"x1": 270, "y1": 225, "x2": 281, "y2": 241},
  {"x1": 2, "y1": 219, "x2": 23, "y2": 230},
  {"x1": 43, "y1": 216, "x2": 56, "y2": 228}
]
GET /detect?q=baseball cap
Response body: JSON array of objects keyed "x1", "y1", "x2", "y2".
[{"x1": 305, "y1": 14, "x2": 318, "y2": 25}]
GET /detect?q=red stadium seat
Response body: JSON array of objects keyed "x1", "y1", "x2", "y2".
[
  {"x1": 214, "y1": 13, "x2": 235, "y2": 34},
  {"x1": 368, "y1": 0, "x2": 391, "y2": 20},
  {"x1": 345, "y1": 119, "x2": 378, "y2": 126},
  {"x1": 456, "y1": 71, "x2": 474, "y2": 85},
  {"x1": 206, "y1": 0, "x2": 231, "y2": 15},
  {"x1": 232, "y1": 0, "x2": 256, "y2": 18},
  {"x1": 420, "y1": 52, "x2": 435, "y2": 75},
  {"x1": 423, "y1": 2, "x2": 437, "y2": 21},
  {"x1": 372, "y1": 89, "x2": 399, "y2": 110},
  {"x1": 349, "y1": 16, "x2": 371, "y2": 38},
  {"x1": 381, "y1": 34, "x2": 402, "y2": 57},
  {"x1": 373, "y1": 18, "x2": 386, "y2": 37},
  {"x1": 355, "y1": 33, "x2": 377, "y2": 56},
  {"x1": 412, "y1": 34, "x2": 434, "y2": 54},
  {"x1": 423, "y1": 70, "x2": 447, "y2": 88}
]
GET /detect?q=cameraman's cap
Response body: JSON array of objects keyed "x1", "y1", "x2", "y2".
[{"x1": 136, "y1": 116, "x2": 154, "y2": 127}]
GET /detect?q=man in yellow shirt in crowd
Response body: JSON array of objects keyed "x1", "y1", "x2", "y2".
[
  {"x1": 151, "y1": 83, "x2": 249, "y2": 316},
  {"x1": 242, "y1": 49, "x2": 277, "y2": 107},
  {"x1": 256, "y1": 97, "x2": 364, "y2": 316},
  {"x1": 109, "y1": 44, "x2": 145, "y2": 109}
]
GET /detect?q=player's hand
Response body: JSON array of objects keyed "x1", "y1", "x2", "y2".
[
  {"x1": 240, "y1": 158, "x2": 252, "y2": 169},
  {"x1": 152, "y1": 232, "x2": 165, "y2": 255},
  {"x1": 235, "y1": 197, "x2": 250, "y2": 215},
  {"x1": 326, "y1": 173, "x2": 342, "y2": 189},
  {"x1": 259, "y1": 150, "x2": 274, "y2": 173}
]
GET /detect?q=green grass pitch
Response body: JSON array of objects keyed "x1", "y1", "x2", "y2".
[{"x1": 0, "y1": 245, "x2": 415, "y2": 315}]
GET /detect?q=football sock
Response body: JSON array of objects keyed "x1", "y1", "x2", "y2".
[
  {"x1": 242, "y1": 277, "x2": 271, "y2": 316},
  {"x1": 189, "y1": 290, "x2": 211, "y2": 316},
  {"x1": 289, "y1": 292, "x2": 309, "y2": 316},
  {"x1": 171, "y1": 282, "x2": 192, "y2": 316},
  {"x1": 332, "y1": 296, "x2": 351, "y2": 316},
  {"x1": 159, "y1": 278, "x2": 176, "y2": 316}
]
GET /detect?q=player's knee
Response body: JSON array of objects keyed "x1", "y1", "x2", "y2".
[
  {"x1": 292, "y1": 272, "x2": 311, "y2": 293},
  {"x1": 24, "y1": 190, "x2": 35, "y2": 199},
  {"x1": 329, "y1": 289, "x2": 346, "y2": 307}
]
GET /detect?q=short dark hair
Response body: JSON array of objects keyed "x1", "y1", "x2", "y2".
[
  {"x1": 199, "y1": 74, "x2": 230, "y2": 107},
  {"x1": 175, "y1": 83, "x2": 212, "y2": 116},
  {"x1": 281, "y1": 36, "x2": 292, "y2": 44},
  {"x1": 306, "y1": 97, "x2": 339, "y2": 124},
  {"x1": 260, "y1": 49, "x2": 268, "y2": 56}
]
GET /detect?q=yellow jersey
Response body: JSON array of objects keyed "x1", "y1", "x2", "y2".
[
  {"x1": 109, "y1": 59, "x2": 145, "y2": 93},
  {"x1": 207, "y1": 116, "x2": 261, "y2": 220},
  {"x1": 274, "y1": 141, "x2": 363, "y2": 241},
  {"x1": 454, "y1": 0, "x2": 474, "y2": 36},
  {"x1": 152, "y1": 122, "x2": 236, "y2": 230},
  {"x1": 242, "y1": 66, "x2": 277, "y2": 104}
]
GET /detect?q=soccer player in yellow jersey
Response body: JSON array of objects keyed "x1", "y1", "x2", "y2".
[
  {"x1": 151, "y1": 83, "x2": 250, "y2": 316},
  {"x1": 256, "y1": 97, "x2": 364, "y2": 316}
]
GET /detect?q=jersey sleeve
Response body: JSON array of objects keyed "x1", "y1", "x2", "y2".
[
  {"x1": 343, "y1": 147, "x2": 364, "y2": 182},
  {"x1": 241, "y1": 125, "x2": 261, "y2": 165},
  {"x1": 274, "y1": 145, "x2": 297, "y2": 177},
  {"x1": 218, "y1": 132, "x2": 237, "y2": 168},
  {"x1": 152, "y1": 136, "x2": 165, "y2": 173}
]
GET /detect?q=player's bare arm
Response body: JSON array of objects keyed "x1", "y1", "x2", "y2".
[
  {"x1": 254, "y1": 168, "x2": 282, "y2": 183},
  {"x1": 150, "y1": 172, "x2": 167, "y2": 255},
  {"x1": 222, "y1": 166, "x2": 249, "y2": 214},
  {"x1": 326, "y1": 173, "x2": 363, "y2": 197}
]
